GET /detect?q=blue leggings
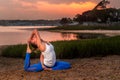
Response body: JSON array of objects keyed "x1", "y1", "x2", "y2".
[{"x1": 24, "y1": 53, "x2": 71, "y2": 72}]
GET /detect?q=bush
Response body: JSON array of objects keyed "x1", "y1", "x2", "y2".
[
  {"x1": 53, "y1": 36, "x2": 120, "y2": 58},
  {"x1": 1, "y1": 36, "x2": 120, "y2": 59},
  {"x1": 38, "y1": 25, "x2": 120, "y2": 30},
  {"x1": 1, "y1": 44, "x2": 40, "y2": 58}
]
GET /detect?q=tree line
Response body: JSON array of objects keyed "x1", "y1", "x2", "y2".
[{"x1": 60, "y1": 8, "x2": 120, "y2": 25}]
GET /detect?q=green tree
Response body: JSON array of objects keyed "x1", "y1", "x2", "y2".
[
  {"x1": 73, "y1": 14, "x2": 83, "y2": 23},
  {"x1": 60, "y1": 17, "x2": 72, "y2": 25},
  {"x1": 73, "y1": 8, "x2": 120, "y2": 23}
]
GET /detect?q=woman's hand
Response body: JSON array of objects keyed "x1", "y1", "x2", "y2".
[
  {"x1": 33, "y1": 29, "x2": 39, "y2": 36},
  {"x1": 42, "y1": 64, "x2": 47, "y2": 69},
  {"x1": 42, "y1": 65, "x2": 52, "y2": 70}
]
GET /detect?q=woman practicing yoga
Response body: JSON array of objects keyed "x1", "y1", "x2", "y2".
[{"x1": 24, "y1": 29, "x2": 71, "y2": 72}]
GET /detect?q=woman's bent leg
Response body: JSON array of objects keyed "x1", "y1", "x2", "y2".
[
  {"x1": 52, "y1": 61, "x2": 71, "y2": 70},
  {"x1": 24, "y1": 53, "x2": 43, "y2": 72}
]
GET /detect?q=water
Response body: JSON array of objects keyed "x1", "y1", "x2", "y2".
[
  {"x1": 0, "y1": 26, "x2": 106, "y2": 46},
  {"x1": 0, "y1": 26, "x2": 78, "y2": 45}
]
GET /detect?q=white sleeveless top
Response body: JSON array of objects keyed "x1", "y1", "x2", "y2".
[{"x1": 42, "y1": 43, "x2": 56, "y2": 67}]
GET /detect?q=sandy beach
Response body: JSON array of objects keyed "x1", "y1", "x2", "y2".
[{"x1": 0, "y1": 55, "x2": 120, "y2": 80}]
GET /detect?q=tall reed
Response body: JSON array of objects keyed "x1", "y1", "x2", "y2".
[{"x1": 2, "y1": 36, "x2": 120, "y2": 59}]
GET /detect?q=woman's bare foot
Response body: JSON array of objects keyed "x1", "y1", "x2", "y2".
[{"x1": 26, "y1": 43, "x2": 32, "y2": 53}]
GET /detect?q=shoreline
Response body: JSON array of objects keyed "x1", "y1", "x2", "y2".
[
  {"x1": 55, "y1": 30, "x2": 120, "y2": 36},
  {"x1": 0, "y1": 55, "x2": 120, "y2": 80}
]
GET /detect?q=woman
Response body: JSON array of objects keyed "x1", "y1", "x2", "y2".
[{"x1": 24, "y1": 29, "x2": 71, "y2": 72}]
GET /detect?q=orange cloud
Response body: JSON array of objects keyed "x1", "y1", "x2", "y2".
[
  {"x1": 0, "y1": 0, "x2": 119, "y2": 20},
  {"x1": 0, "y1": 0, "x2": 97, "y2": 19},
  {"x1": 0, "y1": 6, "x2": 6, "y2": 12},
  {"x1": 35, "y1": 1, "x2": 96, "y2": 18},
  {"x1": 0, "y1": 7, "x2": 3, "y2": 11}
]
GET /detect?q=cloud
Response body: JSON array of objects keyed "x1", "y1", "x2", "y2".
[
  {"x1": 0, "y1": 6, "x2": 4, "y2": 10},
  {"x1": 109, "y1": 0, "x2": 120, "y2": 8},
  {"x1": 42, "y1": 0, "x2": 97, "y2": 4},
  {"x1": 0, "y1": 0, "x2": 119, "y2": 20},
  {"x1": 20, "y1": 0, "x2": 39, "y2": 3},
  {"x1": 0, "y1": 0, "x2": 96, "y2": 20},
  {"x1": 17, "y1": 0, "x2": 120, "y2": 8},
  {"x1": 34, "y1": 1, "x2": 96, "y2": 18},
  {"x1": 18, "y1": 0, "x2": 98, "y2": 4}
]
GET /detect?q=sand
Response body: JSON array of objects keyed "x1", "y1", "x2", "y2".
[{"x1": 0, "y1": 55, "x2": 120, "y2": 80}]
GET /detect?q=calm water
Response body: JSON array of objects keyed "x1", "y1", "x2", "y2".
[{"x1": 0, "y1": 26, "x2": 78, "y2": 45}]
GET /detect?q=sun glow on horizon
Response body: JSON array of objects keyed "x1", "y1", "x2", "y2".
[
  {"x1": 0, "y1": 0, "x2": 97, "y2": 19},
  {"x1": 35, "y1": 1, "x2": 96, "y2": 18}
]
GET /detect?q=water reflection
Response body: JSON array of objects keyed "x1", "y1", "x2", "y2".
[
  {"x1": 0, "y1": 26, "x2": 106, "y2": 46},
  {"x1": 61, "y1": 33, "x2": 78, "y2": 40},
  {"x1": 61, "y1": 32, "x2": 106, "y2": 40}
]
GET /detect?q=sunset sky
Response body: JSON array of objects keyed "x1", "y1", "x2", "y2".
[{"x1": 0, "y1": 0, "x2": 119, "y2": 20}]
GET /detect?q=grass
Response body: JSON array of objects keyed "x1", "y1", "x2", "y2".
[
  {"x1": 1, "y1": 44, "x2": 40, "y2": 58},
  {"x1": 38, "y1": 25, "x2": 120, "y2": 30},
  {"x1": 53, "y1": 36, "x2": 120, "y2": 59},
  {"x1": 1, "y1": 36, "x2": 120, "y2": 59}
]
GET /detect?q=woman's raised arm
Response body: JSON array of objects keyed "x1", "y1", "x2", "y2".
[{"x1": 34, "y1": 29, "x2": 45, "y2": 52}]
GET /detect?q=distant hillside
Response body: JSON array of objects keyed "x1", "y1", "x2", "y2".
[{"x1": 0, "y1": 20, "x2": 60, "y2": 26}]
